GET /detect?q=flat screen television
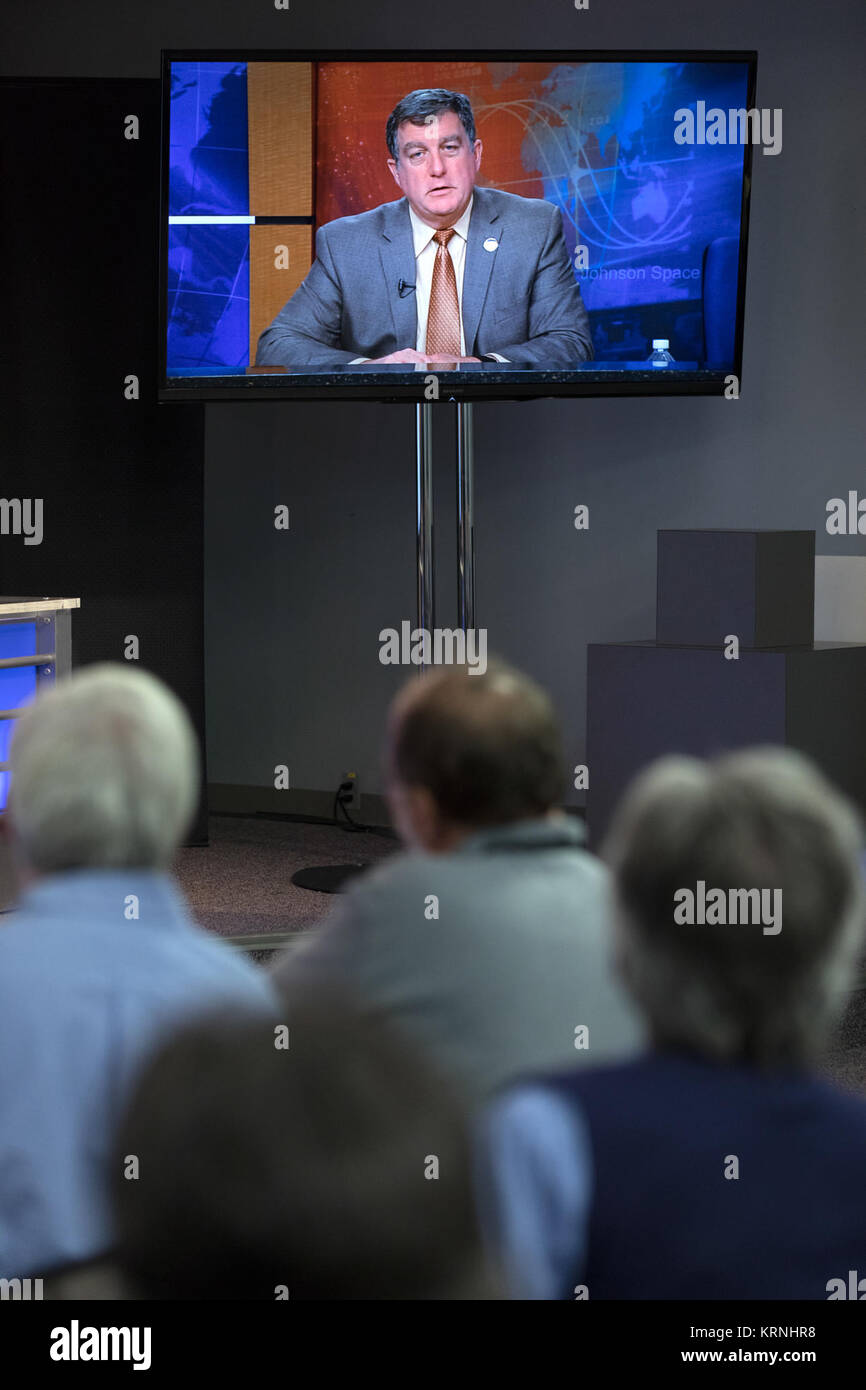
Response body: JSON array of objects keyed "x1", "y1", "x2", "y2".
[{"x1": 159, "y1": 50, "x2": 757, "y2": 403}]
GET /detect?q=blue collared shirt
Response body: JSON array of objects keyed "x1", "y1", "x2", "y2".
[
  {"x1": 478, "y1": 1085, "x2": 593, "y2": 1299},
  {"x1": 0, "y1": 868, "x2": 278, "y2": 1277}
]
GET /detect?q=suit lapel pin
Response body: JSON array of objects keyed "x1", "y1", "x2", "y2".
[{"x1": 482, "y1": 237, "x2": 499, "y2": 252}]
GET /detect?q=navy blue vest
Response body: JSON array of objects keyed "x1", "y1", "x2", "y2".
[{"x1": 549, "y1": 1051, "x2": 866, "y2": 1300}]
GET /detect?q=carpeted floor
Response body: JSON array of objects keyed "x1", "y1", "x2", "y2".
[
  {"x1": 173, "y1": 813, "x2": 398, "y2": 940},
  {"x1": 174, "y1": 813, "x2": 866, "y2": 1095}
]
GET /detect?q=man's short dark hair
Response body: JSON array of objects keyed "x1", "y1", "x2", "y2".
[
  {"x1": 388, "y1": 662, "x2": 565, "y2": 827},
  {"x1": 113, "y1": 992, "x2": 496, "y2": 1300},
  {"x1": 386, "y1": 89, "x2": 476, "y2": 160}
]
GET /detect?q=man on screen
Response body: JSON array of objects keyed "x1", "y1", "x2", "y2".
[{"x1": 256, "y1": 88, "x2": 594, "y2": 369}]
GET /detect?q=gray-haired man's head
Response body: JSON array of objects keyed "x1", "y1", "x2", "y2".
[
  {"x1": 603, "y1": 747, "x2": 866, "y2": 1068},
  {"x1": 9, "y1": 663, "x2": 199, "y2": 874}
]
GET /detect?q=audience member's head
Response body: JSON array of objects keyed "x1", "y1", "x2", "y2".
[
  {"x1": 385, "y1": 661, "x2": 564, "y2": 850},
  {"x1": 113, "y1": 991, "x2": 498, "y2": 1299},
  {"x1": 603, "y1": 747, "x2": 866, "y2": 1069},
  {"x1": 8, "y1": 663, "x2": 198, "y2": 876}
]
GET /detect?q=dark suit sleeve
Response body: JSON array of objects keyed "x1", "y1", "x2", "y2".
[
  {"x1": 255, "y1": 224, "x2": 363, "y2": 368},
  {"x1": 492, "y1": 205, "x2": 594, "y2": 368}
]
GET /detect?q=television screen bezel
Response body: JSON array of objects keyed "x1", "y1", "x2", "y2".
[{"x1": 158, "y1": 48, "x2": 758, "y2": 404}]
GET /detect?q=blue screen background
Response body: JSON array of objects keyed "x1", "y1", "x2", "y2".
[{"x1": 167, "y1": 61, "x2": 250, "y2": 372}]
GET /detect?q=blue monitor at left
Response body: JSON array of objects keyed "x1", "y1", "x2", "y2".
[{"x1": 0, "y1": 622, "x2": 38, "y2": 811}]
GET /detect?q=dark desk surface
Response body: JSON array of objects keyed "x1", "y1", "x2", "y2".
[
  {"x1": 165, "y1": 360, "x2": 726, "y2": 403},
  {"x1": 232, "y1": 360, "x2": 702, "y2": 378}
]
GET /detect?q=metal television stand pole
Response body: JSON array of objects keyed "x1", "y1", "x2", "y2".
[
  {"x1": 417, "y1": 397, "x2": 476, "y2": 640},
  {"x1": 292, "y1": 398, "x2": 476, "y2": 894}
]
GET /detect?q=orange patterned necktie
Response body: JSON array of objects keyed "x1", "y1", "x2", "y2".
[{"x1": 425, "y1": 227, "x2": 462, "y2": 357}]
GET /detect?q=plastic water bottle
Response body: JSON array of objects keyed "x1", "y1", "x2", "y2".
[{"x1": 648, "y1": 338, "x2": 675, "y2": 366}]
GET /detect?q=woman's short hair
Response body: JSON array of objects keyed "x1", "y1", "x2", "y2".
[
  {"x1": 603, "y1": 747, "x2": 866, "y2": 1067},
  {"x1": 10, "y1": 663, "x2": 199, "y2": 872}
]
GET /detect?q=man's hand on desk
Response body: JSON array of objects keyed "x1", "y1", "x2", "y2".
[
  {"x1": 364, "y1": 349, "x2": 483, "y2": 365},
  {"x1": 424, "y1": 353, "x2": 482, "y2": 365}
]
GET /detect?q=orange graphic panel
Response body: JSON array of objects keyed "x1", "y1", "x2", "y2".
[
  {"x1": 248, "y1": 61, "x2": 313, "y2": 217},
  {"x1": 316, "y1": 61, "x2": 580, "y2": 224}
]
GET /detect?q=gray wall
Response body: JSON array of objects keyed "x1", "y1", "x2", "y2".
[{"x1": 4, "y1": 1, "x2": 864, "y2": 808}]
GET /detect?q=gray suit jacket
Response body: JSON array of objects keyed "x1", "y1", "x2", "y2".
[
  {"x1": 256, "y1": 185, "x2": 594, "y2": 369},
  {"x1": 271, "y1": 817, "x2": 641, "y2": 1106}
]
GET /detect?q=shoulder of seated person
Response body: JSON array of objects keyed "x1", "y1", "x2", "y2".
[{"x1": 345, "y1": 847, "x2": 455, "y2": 897}]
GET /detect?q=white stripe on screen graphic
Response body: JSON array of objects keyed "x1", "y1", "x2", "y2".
[{"x1": 168, "y1": 216, "x2": 255, "y2": 225}]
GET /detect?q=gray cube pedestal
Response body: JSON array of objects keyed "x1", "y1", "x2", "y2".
[
  {"x1": 656, "y1": 530, "x2": 815, "y2": 648},
  {"x1": 586, "y1": 640, "x2": 866, "y2": 847}
]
